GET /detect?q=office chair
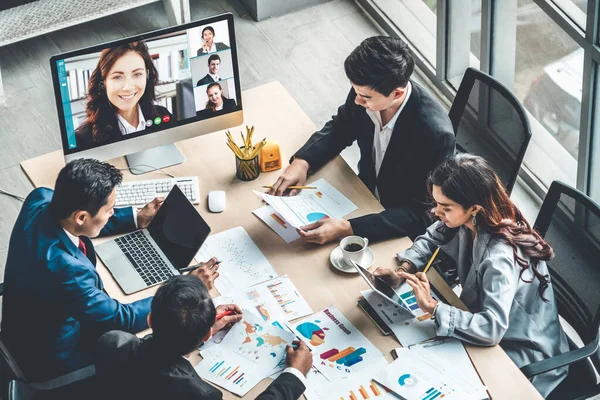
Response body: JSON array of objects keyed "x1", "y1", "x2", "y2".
[
  {"x1": 520, "y1": 181, "x2": 600, "y2": 399},
  {"x1": 448, "y1": 67, "x2": 532, "y2": 194},
  {"x1": 0, "y1": 284, "x2": 96, "y2": 399}
]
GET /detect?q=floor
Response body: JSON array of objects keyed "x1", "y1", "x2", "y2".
[{"x1": 0, "y1": 0, "x2": 541, "y2": 293}]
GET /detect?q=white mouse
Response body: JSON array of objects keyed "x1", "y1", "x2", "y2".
[{"x1": 208, "y1": 190, "x2": 226, "y2": 213}]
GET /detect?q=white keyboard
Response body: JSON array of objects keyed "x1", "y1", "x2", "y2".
[{"x1": 115, "y1": 176, "x2": 199, "y2": 207}]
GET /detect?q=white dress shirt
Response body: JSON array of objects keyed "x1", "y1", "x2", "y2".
[
  {"x1": 63, "y1": 228, "x2": 80, "y2": 247},
  {"x1": 366, "y1": 82, "x2": 412, "y2": 199},
  {"x1": 117, "y1": 104, "x2": 146, "y2": 136},
  {"x1": 208, "y1": 72, "x2": 220, "y2": 81}
]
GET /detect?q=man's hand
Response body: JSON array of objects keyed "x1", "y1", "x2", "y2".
[
  {"x1": 212, "y1": 304, "x2": 243, "y2": 333},
  {"x1": 267, "y1": 158, "x2": 310, "y2": 196},
  {"x1": 372, "y1": 267, "x2": 405, "y2": 288},
  {"x1": 401, "y1": 272, "x2": 438, "y2": 313},
  {"x1": 297, "y1": 218, "x2": 352, "y2": 245},
  {"x1": 285, "y1": 340, "x2": 312, "y2": 376},
  {"x1": 137, "y1": 197, "x2": 165, "y2": 229},
  {"x1": 190, "y1": 257, "x2": 221, "y2": 290}
]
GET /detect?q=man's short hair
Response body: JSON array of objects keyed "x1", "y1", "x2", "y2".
[
  {"x1": 344, "y1": 36, "x2": 415, "y2": 96},
  {"x1": 151, "y1": 275, "x2": 216, "y2": 355},
  {"x1": 208, "y1": 54, "x2": 221, "y2": 65},
  {"x1": 49, "y1": 158, "x2": 122, "y2": 220}
]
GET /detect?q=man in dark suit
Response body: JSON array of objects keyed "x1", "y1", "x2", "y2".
[
  {"x1": 1, "y1": 159, "x2": 220, "y2": 380},
  {"x1": 268, "y1": 36, "x2": 455, "y2": 243},
  {"x1": 197, "y1": 54, "x2": 221, "y2": 86},
  {"x1": 96, "y1": 275, "x2": 311, "y2": 399}
]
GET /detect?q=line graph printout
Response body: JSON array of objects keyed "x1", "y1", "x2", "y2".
[{"x1": 195, "y1": 226, "x2": 278, "y2": 294}]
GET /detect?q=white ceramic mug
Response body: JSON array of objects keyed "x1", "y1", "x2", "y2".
[{"x1": 340, "y1": 236, "x2": 369, "y2": 267}]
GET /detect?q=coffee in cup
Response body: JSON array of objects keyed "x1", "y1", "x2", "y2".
[{"x1": 340, "y1": 236, "x2": 369, "y2": 268}]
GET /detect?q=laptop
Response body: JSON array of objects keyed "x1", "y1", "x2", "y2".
[{"x1": 97, "y1": 185, "x2": 211, "y2": 294}]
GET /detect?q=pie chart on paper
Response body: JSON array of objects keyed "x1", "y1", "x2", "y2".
[
  {"x1": 398, "y1": 373, "x2": 418, "y2": 387},
  {"x1": 306, "y1": 212, "x2": 328, "y2": 223}
]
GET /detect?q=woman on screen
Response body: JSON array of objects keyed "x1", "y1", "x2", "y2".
[
  {"x1": 204, "y1": 82, "x2": 236, "y2": 113},
  {"x1": 373, "y1": 154, "x2": 568, "y2": 397},
  {"x1": 75, "y1": 41, "x2": 171, "y2": 149},
  {"x1": 196, "y1": 26, "x2": 229, "y2": 55}
]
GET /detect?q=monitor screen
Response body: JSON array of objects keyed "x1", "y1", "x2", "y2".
[{"x1": 50, "y1": 13, "x2": 242, "y2": 161}]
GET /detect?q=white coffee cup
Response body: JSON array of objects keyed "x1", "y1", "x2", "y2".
[{"x1": 340, "y1": 236, "x2": 369, "y2": 267}]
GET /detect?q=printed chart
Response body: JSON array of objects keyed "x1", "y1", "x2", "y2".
[
  {"x1": 291, "y1": 306, "x2": 386, "y2": 382},
  {"x1": 195, "y1": 226, "x2": 278, "y2": 293},
  {"x1": 304, "y1": 367, "x2": 395, "y2": 400}
]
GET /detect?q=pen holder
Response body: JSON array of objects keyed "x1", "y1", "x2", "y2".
[{"x1": 235, "y1": 153, "x2": 260, "y2": 181}]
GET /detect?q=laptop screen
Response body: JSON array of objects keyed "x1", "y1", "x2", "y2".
[{"x1": 147, "y1": 185, "x2": 211, "y2": 268}]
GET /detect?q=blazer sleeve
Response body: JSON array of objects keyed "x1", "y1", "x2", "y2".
[
  {"x1": 434, "y1": 251, "x2": 519, "y2": 346},
  {"x1": 98, "y1": 207, "x2": 136, "y2": 237},
  {"x1": 293, "y1": 89, "x2": 359, "y2": 171},
  {"x1": 56, "y1": 254, "x2": 151, "y2": 333},
  {"x1": 348, "y1": 129, "x2": 455, "y2": 242},
  {"x1": 256, "y1": 373, "x2": 306, "y2": 400},
  {"x1": 396, "y1": 221, "x2": 455, "y2": 269}
]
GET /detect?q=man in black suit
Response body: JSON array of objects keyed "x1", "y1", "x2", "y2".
[
  {"x1": 268, "y1": 36, "x2": 455, "y2": 243},
  {"x1": 96, "y1": 275, "x2": 311, "y2": 400},
  {"x1": 197, "y1": 54, "x2": 221, "y2": 86}
]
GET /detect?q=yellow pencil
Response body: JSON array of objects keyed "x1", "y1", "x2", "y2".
[
  {"x1": 423, "y1": 247, "x2": 440, "y2": 274},
  {"x1": 261, "y1": 185, "x2": 317, "y2": 189}
]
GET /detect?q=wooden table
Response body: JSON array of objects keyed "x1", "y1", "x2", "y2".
[{"x1": 21, "y1": 81, "x2": 542, "y2": 399}]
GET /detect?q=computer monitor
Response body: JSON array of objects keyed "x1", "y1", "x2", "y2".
[{"x1": 50, "y1": 13, "x2": 242, "y2": 174}]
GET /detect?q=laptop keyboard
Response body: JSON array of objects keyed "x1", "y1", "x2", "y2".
[{"x1": 114, "y1": 231, "x2": 174, "y2": 287}]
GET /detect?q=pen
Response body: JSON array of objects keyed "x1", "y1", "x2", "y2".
[
  {"x1": 216, "y1": 310, "x2": 235, "y2": 320},
  {"x1": 180, "y1": 260, "x2": 222, "y2": 273},
  {"x1": 422, "y1": 247, "x2": 440, "y2": 274},
  {"x1": 262, "y1": 185, "x2": 317, "y2": 190}
]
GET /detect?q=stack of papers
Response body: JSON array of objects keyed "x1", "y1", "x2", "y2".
[
  {"x1": 253, "y1": 179, "x2": 358, "y2": 242},
  {"x1": 195, "y1": 311, "x2": 295, "y2": 396}
]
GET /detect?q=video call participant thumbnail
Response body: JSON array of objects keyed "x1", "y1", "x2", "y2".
[
  {"x1": 197, "y1": 54, "x2": 221, "y2": 86},
  {"x1": 75, "y1": 41, "x2": 172, "y2": 150},
  {"x1": 197, "y1": 25, "x2": 230, "y2": 55},
  {"x1": 197, "y1": 82, "x2": 237, "y2": 119}
]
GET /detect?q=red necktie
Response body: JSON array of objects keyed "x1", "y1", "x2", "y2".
[{"x1": 78, "y1": 238, "x2": 87, "y2": 256}]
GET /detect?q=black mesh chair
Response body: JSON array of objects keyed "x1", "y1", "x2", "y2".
[
  {"x1": 449, "y1": 67, "x2": 532, "y2": 193},
  {"x1": 520, "y1": 181, "x2": 600, "y2": 399}
]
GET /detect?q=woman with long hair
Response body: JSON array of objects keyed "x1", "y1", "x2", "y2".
[
  {"x1": 75, "y1": 41, "x2": 171, "y2": 149},
  {"x1": 203, "y1": 82, "x2": 236, "y2": 113},
  {"x1": 374, "y1": 153, "x2": 568, "y2": 397}
]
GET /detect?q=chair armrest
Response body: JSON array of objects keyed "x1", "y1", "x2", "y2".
[
  {"x1": 28, "y1": 364, "x2": 96, "y2": 390},
  {"x1": 0, "y1": 282, "x2": 4, "y2": 296},
  {"x1": 521, "y1": 338, "x2": 599, "y2": 378}
]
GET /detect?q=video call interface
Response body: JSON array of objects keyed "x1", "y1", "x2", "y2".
[{"x1": 55, "y1": 18, "x2": 239, "y2": 152}]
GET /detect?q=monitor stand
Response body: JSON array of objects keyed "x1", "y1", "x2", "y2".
[{"x1": 125, "y1": 144, "x2": 184, "y2": 175}]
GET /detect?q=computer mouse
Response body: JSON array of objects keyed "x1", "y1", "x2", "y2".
[{"x1": 208, "y1": 190, "x2": 226, "y2": 213}]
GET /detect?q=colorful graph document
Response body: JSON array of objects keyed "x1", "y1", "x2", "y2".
[
  {"x1": 253, "y1": 178, "x2": 358, "y2": 231},
  {"x1": 195, "y1": 311, "x2": 295, "y2": 396},
  {"x1": 375, "y1": 345, "x2": 488, "y2": 400},
  {"x1": 304, "y1": 368, "x2": 396, "y2": 400},
  {"x1": 199, "y1": 294, "x2": 237, "y2": 354},
  {"x1": 253, "y1": 205, "x2": 301, "y2": 243},
  {"x1": 290, "y1": 306, "x2": 386, "y2": 382},
  {"x1": 195, "y1": 226, "x2": 278, "y2": 294},
  {"x1": 361, "y1": 289, "x2": 436, "y2": 346}
]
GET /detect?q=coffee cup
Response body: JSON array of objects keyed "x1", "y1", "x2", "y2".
[{"x1": 340, "y1": 236, "x2": 369, "y2": 268}]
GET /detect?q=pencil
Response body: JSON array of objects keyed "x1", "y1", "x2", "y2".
[
  {"x1": 422, "y1": 247, "x2": 440, "y2": 274},
  {"x1": 261, "y1": 185, "x2": 317, "y2": 190},
  {"x1": 216, "y1": 310, "x2": 234, "y2": 320},
  {"x1": 180, "y1": 260, "x2": 222, "y2": 273}
]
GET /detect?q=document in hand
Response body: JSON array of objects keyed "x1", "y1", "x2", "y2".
[
  {"x1": 253, "y1": 178, "x2": 357, "y2": 230},
  {"x1": 195, "y1": 311, "x2": 295, "y2": 396},
  {"x1": 376, "y1": 340, "x2": 489, "y2": 400}
]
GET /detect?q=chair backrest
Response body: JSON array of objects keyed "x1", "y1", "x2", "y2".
[
  {"x1": 7, "y1": 365, "x2": 96, "y2": 400},
  {"x1": 534, "y1": 181, "x2": 600, "y2": 353},
  {"x1": 448, "y1": 67, "x2": 532, "y2": 193}
]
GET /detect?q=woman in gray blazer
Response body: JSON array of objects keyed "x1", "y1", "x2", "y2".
[{"x1": 374, "y1": 153, "x2": 568, "y2": 398}]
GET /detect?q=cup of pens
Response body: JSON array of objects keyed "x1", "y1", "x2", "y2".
[{"x1": 226, "y1": 125, "x2": 266, "y2": 181}]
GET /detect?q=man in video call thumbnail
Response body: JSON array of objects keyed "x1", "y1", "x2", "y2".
[{"x1": 196, "y1": 54, "x2": 221, "y2": 86}]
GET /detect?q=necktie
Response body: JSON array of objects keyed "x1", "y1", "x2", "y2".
[{"x1": 78, "y1": 238, "x2": 87, "y2": 256}]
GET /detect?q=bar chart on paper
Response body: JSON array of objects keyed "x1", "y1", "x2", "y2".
[
  {"x1": 399, "y1": 289, "x2": 432, "y2": 321},
  {"x1": 208, "y1": 360, "x2": 248, "y2": 389}
]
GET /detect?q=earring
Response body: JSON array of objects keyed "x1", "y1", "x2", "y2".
[
  {"x1": 472, "y1": 213, "x2": 477, "y2": 225},
  {"x1": 98, "y1": 81, "x2": 105, "y2": 94}
]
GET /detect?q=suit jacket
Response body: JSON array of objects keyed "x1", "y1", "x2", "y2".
[
  {"x1": 75, "y1": 105, "x2": 172, "y2": 151},
  {"x1": 398, "y1": 221, "x2": 569, "y2": 397},
  {"x1": 294, "y1": 82, "x2": 455, "y2": 241},
  {"x1": 196, "y1": 98, "x2": 237, "y2": 119},
  {"x1": 196, "y1": 42, "x2": 229, "y2": 56},
  {"x1": 1, "y1": 188, "x2": 152, "y2": 381},
  {"x1": 96, "y1": 331, "x2": 306, "y2": 400},
  {"x1": 197, "y1": 74, "x2": 220, "y2": 86}
]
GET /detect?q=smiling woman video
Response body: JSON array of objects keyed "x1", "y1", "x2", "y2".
[{"x1": 75, "y1": 41, "x2": 171, "y2": 149}]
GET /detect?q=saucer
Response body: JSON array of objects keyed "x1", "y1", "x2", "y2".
[{"x1": 329, "y1": 246, "x2": 375, "y2": 274}]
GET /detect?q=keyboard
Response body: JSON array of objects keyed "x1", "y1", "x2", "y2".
[
  {"x1": 114, "y1": 231, "x2": 175, "y2": 287},
  {"x1": 115, "y1": 176, "x2": 199, "y2": 207}
]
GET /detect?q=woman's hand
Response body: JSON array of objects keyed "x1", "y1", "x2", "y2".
[
  {"x1": 372, "y1": 267, "x2": 405, "y2": 288},
  {"x1": 400, "y1": 272, "x2": 438, "y2": 313}
]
